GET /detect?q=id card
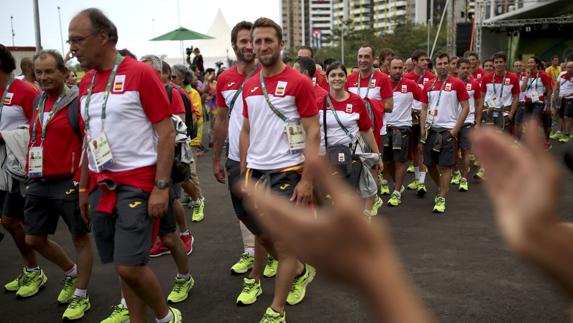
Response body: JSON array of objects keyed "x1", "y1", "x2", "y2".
[
  {"x1": 28, "y1": 146, "x2": 43, "y2": 178},
  {"x1": 488, "y1": 97, "x2": 497, "y2": 108},
  {"x1": 531, "y1": 90, "x2": 540, "y2": 103},
  {"x1": 88, "y1": 133, "x2": 114, "y2": 171},
  {"x1": 284, "y1": 119, "x2": 305, "y2": 154},
  {"x1": 426, "y1": 108, "x2": 437, "y2": 127}
]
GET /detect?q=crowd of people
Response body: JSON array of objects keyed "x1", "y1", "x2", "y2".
[{"x1": 0, "y1": 7, "x2": 572, "y2": 323}]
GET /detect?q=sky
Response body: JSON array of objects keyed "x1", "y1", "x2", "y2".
[{"x1": 0, "y1": 0, "x2": 280, "y2": 60}]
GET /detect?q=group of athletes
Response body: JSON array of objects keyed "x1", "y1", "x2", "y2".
[{"x1": 0, "y1": 6, "x2": 572, "y2": 323}]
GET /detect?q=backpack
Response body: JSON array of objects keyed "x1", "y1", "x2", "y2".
[
  {"x1": 32, "y1": 94, "x2": 82, "y2": 142},
  {"x1": 166, "y1": 84, "x2": 197, "y2": 139}
]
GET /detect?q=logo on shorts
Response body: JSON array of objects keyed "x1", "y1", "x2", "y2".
[
  {"x1": 345, "y1": 104, "x2": 353, "y2": 113},
  {"x1": 65, "y1": 188, "x2": 76, "y2": 195},
  {"x1": 113, "y1": 75, "x2": 126, "y2": 93},
  {"x1": 3, "y1": 92, "x2": 13, "y2": 105},
  {"x1": 279, "y1": 183, "x2": 290, "y2": 190},
  {"x1": 275, "y1": 81, "x2": 288, "y2": 96},
  {"x1": 129, "y1": 201, "x2": 142, "y2": 208}
]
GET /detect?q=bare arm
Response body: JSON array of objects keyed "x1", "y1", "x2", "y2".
[
  {"x1": 148, "y1": 117, "x2": 175, "y2": 218},
  {"x1": 360, "y1": 129, "x2": 381, "y2": 155},
  {"x1": 419, "y1": 104, "x2": 428, "y2": 140},
  {"x1": 475, "y1": 98, "x2": 484, "y2": 126},
  {"x1": 452, "y1": 100, "x2": 470, "y2": 136},
  {"x1": 239, "y1": 118, "x2": 250, "y2": 174},
  {"x1": 384, "y1": 97, "x2": 394, "y2": 113},
  {"x1": 291, "y1": 115, "x2": 320, "y2": 204},
  {"x1": 212, "y1": 107, "x2": 229, "y2": 183},
  {"x1": 509, "y1": 95, "x2": 518, "y2": 120},
  {"x1": 78, "y1": 148, "x2": 90, "y2": 223}
]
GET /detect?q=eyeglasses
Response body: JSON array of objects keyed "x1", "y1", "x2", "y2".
[{"x1": 66, "y1": 33, "x2": 95, "y2": 46}]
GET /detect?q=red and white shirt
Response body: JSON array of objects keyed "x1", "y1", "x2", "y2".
[
  {"x1": 518, "y1": 73, "x2": 527, "y2": 102},
  {"x1": 461, "y1": 79, "x2": 481, "y2": 124},
  {"x1": 216, "y1": 65, "x2": 261, "y2": 162},
  {"x1": 471, "y1": 67, "x2": 485, "y2": 81},
  {"x1": 403, "y1": 70, "x2": 435, "y2": 111},
  {"x1": 167, "y1": 86, "x2": 185, "y2": 116},
  {"x1": 0, "y1": 78, "x2": 37, "y2": 131},
  {"x1": 313, "y1": 70, "x2": 330, "y2": 92},
  {"x1": 385, "y1": 78, "x2": 422, "y2": 128},
  {"x1": 558, "y1": 73, "x2": 573, "y2": 98},
  {"x1": 480, "y1": 72, "x2": 519, "y2": 108},
  {"x1": 522, "y1": 71, "x2": 552, "y2": 103},
  {"x1": 319, "y1": 92, "x2": 372, "y2": 152},
  {"x1": 420, "y1": 76, "x2": 470, "y2": 129},
  {"x1": 242, "y1": 65, "x2": 318, "y2": 170},
  {"x1": 79, "y1": 56, "x2": 171, "y2": 173}
]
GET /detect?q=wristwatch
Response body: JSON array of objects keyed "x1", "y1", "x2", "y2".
[{"x1": 154, "y1": 179, "x2": 170, "y2": 190}]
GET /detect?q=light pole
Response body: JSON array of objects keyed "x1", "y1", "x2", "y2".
[
  {"x1": 33, "y1": 0, "x2": 42, "y2": 52},
  {"x1": 152, "y1": 18, "x2": 156, "y2": 54},
  {"x1": 10, "y1": 16, "x2": 15, "y2": 46},
  {"x1": 57, "y1": 6, "x2": 64, "y2": 55}
]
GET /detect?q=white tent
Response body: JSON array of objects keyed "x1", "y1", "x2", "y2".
[{"x1": 194, "y1": 9, "x2": 235, "y2": 65}]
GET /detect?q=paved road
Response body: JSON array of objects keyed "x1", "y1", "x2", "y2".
[{"x1": 1, "y1": 143, "x2": 572, "y2": 323}]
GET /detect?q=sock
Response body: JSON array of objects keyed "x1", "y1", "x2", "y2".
[
  {"x1": 295, "y1": 265, "x2": 307, "y2": 279},
  {"x1": 414, "y1": 167, "x2": 420, "y2": 180},
  {"x1": 179, "y1": 230, "x2": 190, "y2": 237},
  {"x1": 26, "y1": 266, "x2": 41, "y2": 273},
  {"x1": 73, "y1": 288, "x2": 87, "y2": 297},
  {"x1": 393, "y1": 190, "x2": 401, "y2": 198},
  {"x1": 419, "y1": 172, "x2": 426, "y2": 183},
  {"x1": 156, "y1": 310, "x2": 174, "y2": 323},
  {"x1": 192, "y1": 198, "x2": 203, "y2": 206},
  {"x1": 245, "y1": 247, "x2": 255, "y2": 257},
  {"x1": 380, "y1": 179, "x2": 388, "y2": 185},
  {"x1": 65, "y1": 264, "x2": 78, "y2": 277},
  {"x1": 120, "y1": 298, "x2": 128, "y2": 308},
  {"x1": 176, "y1": 272, "x2": 191, "y2": 280}
]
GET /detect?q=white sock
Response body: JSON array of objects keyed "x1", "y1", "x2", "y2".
[
  {"x1": 414, "y1": 167, "x2": 420, "y2": 180},
  {"x1": 65, "y1": 264, "x2": 78, "y2": 277},
  {"x1": 393, "y1": 190, "x2": 401, "y2": 198},
  {"x1": 26, "y1": 266, "x2": 41, "y2": 273},
  {"x1": 179, "y1": 230, "x2": 190, "y2": 237},
  {"x1": 73, "y1": 288, "x2": 87, "y2": 297},
  {"x1": 120, "y1": 298, "x2": 128, "y2": 308},
  {"x1": 176, "y1": 272, "x2": 191, "y2": 280},
  {"x1": 156, "y1": 310, "x2": 174, "y2": 323},
  {"x1": 380, "y1": 179, "x2": 388, "y2": 185},
  {"x1": 245, "y1": 247, "x2": 255, "y2": 257},
  {"x1": 419, "y1": 172, "x2": 426, "y2": 183}
]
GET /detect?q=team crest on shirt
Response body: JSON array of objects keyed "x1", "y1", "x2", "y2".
[
  {"x1": 466, "y1": 83, "x2": 472, "y2": 91},
  {"x1": 345, "y1": 104, "x2": 353, "y2": 113},
  {"x1": 312, "y1": 77, "x2": 317, "y2": 87},
  {"x1": 401, "y1": 85, "x2": 408, "y2": 93},
  {"x1": 113, "y1": 75, "x2": 126, "y2": 93},
  {"x1": 3, "y1": 92, "x2": 13, "y2": 105},
  {"x1": 477, "y1": 73, "x2": 482, "y2": 79},
  {"x1": 275, "y1": 81, "x2": 287, "y2": 96},
  {"x1": 445, "y1": 83, "x2": 452, "y2": 91},
  {"x1": 369, "y1": 78, "x2": 376, "y2": 88},
  {"x1": 423, "y1": 77, "x2": 429, "y2": 85},
  {"x1": 227, "y1": 82, "x2": 236, "y2": 88},
  {"x1": 504, "y1": 78, "x2": 511, "y2": 85}
]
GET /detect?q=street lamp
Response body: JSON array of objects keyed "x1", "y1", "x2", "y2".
[{"x1": 58, "y1": 6, "x2": 64, "y2": 55}]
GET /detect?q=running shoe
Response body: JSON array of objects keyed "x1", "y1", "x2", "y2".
[
  {"x1": 100, "y1": 304, "x2": 129, "y2": 323},
  {"x1": 191, "y1": 198, "x2": 205, "y2": 222},
  {"x1": 4, "y1": 267, "x2": 26, "y2": 292},
  {"x1": 559, "y1": 133, "x2": 570, "y2": 143},
  {"x1": 287, "y1": 265, "x2": 316, "y2": 305},
  {"x1": 167, "y1": 307, "x2": 182, "y2": 323},
  {"x1": 416, "y1": 183, "x2": 427, "y2": 197},
  {"x1": 549, "y1": 130, "x2": 561, "y2": 140},
  {"x1": 16, "y1": 268, "x2": 47, "y2": 298},
  {"x1": 433, "y1": 197, "x2": 446, "y2": 214},
  {"x1": 459, "y1": 178, "x2": 469, "y2": 192},
  {"x1": 450, "y1": 170, "x2": 461, "y2": 185},
  {"x1": 387, "y1": 192, "x2": 401, "y2": 207},
  {"x1": 407, "y1": 164, "x2": 415, "y2": 173},
  {"x1": 57, "y1": 275, "x2": 77, "y2": 304},
  {"x1": 231, "y1": 252, "x2": 254, "y2": 275},
  {"x1": 150, "y1": 240, "x2": 171, "y2": 258},
  {"x1": 236, "y1": 277, "x2": 262, "y2": 306},
  {"x1": 167, "y1": 276, "x2": 195, "y2": 303},
  {"x1": 263, "y1": 257, "x2": 278, "y2": 278},
  {"x1": 260, "y1": 307, "x2": 285, "y2": 323},
  {"x1": 474, "y1": 168, "x2": 485, "y2": 180},
  {"x1": 407, "y1": 179, "x2": 419, "y2": 190},
  {"x1": 370, "y1": 195, "x2": 384, "y2": 216},
  {"x1": 62, "y1": 295, "x2": 91, "y2": 320},
  {"x1": 180, "y1": 234, "x2": 194, "y2": 256},
  {"x1": 379, "y1": 182, "x2": 391, "y2": 195}
]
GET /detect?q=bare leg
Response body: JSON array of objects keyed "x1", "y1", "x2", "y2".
[
  {"x1": 161, "y1": 232, "x2": 189, "y2": 275},
  {"x1": 26, "y1": 235, "x2": 74, "y2": 271},
  {"x1": 439, "y1": 166, "x2": 453, "y2": 198},
  {"x1": 115, "y1": 265, "x2": 170, "y2": 319},
  {"x1": 2, "y1": 216, "x2": 38, "y2": 268}
]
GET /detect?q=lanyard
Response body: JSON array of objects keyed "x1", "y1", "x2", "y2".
[
  {"x1": 325, "y1": 95, "x2": 352, "y2": 139},
  {"x1": 259, "y1": 70, "x2": 288, "y2": 122},
  {"x1": 0, "y1": 78, "x2": 14, "y2": 125},
  {"x1": 31, "y1": 89, "x2": 67, "y2": 144},
  {"x1": 416, "y1": 71, "x2": 425, "y2": 85},
  {"x1": 526, "y1": 74, "x2": 539, "y2": 92},
  {"x1": 392, "y1": 78, "x2": 402, "y2": 92},
  {"x1": 229, "y1": 64, "x2": 258, "y2": 113},
  {"x1": 430, "y1": 77, "x2": 448, "y2": 108},
  {"x1": 357, "y1": 71, "x2": 374, "y2": 99},
  {"x1": 83, "y1": 55, "x2": 124, "y2": 132},
  {"x1": 492, "y1": 72, "x2": 506, "y2": 100}
]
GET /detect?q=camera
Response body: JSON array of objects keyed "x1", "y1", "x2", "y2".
[{"x1": 215, "y1": 61, "x2": 223, "y2": 69}]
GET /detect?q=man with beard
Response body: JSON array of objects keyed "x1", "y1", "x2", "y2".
[{"x1": 239, "y1": 17, "x2": 320, "y2": 322}]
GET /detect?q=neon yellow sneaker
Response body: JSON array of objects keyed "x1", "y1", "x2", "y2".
[
  {"x1": 167, "y1": 276, "x2": 195, "y2": 303},
  {"x1": 100, "y1": 304, "x2": 129, "y2": 323},
  {"x1": 260, "y1": 307, "x2": 286, "y2": 323},
  {"x1": 62, "y1": 295, "x2": 91, "y2": 320},
  {"x1": 191, "y1": 198, "x2": 205, "y2": 222},
  {"x1": 450, "y1": 170, "x2": 461, "y2": 185},
  {"x1": 231, "y1": 251, "x2": 254, "y2": 275},
  {"x1": 559, "y1": 133, "x2": 570, "y2": 143},
  {"x1": 549, "y1": 130, "x2": 560, "y2": 140},
  {"x1": 474, "y1": 168, "x2": 485, "y2": 180},
  {"x1": 263, "y1": 257, "x2": 278, "y2": 278},
  {"x1": 286, "y1": 264, "x2": 316, "y2": 305},
  {"x1": 459, "y1": 178, "x2": 469, "y2": 192},
  {"x1": 387, "y1": 192, "x2": 401, "y2": 207},
  {"x1": 4, "y1": 268, "x2": 26, "y2": 292},
  {"x1": 167, "y1": 307, "x2": 182, "y2": 323},
  {"x1": 407, "y1": 179, "x2": 419, "y2": 190},
  {"x1": 370, "y1": 195, "x2": 384, "y2": 216},
  {"x1": 433, "y1": 197, "x2": 446, "y2": 213},
  {"x1": 379, "y1": 182, "x2": 391, "y2": 195},
  {"x1": 236, "y1": 277, "x2": 262, "y2": 306},
  {"x1": 417, "y1": 183, "x2": 427, "y2": 197},
  {"x1": 16, "y1": 268, "x2": 47, "y2": 298},
  {"x1": 57, "y1": 275, "x2": 77, "y2": 304},
  {"x1": 407, "y1": 164, "x2": 415, "y2": 173}
]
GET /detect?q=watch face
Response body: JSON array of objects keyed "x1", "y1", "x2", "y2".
[{"x1": 155, "y1": 180, "x2": 168, "y2": 189}]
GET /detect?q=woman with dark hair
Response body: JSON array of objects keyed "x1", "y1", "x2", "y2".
[
  {"x1": 321, "y1": 62, "x2": 383, "y2": 216},
  {"x1": 521, "y1": 56, "x2": 553, "y2": 147}
]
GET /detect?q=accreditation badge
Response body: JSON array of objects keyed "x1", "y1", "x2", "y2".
[
  {"x1": 284, "y1": 119, "x2": 305, "y2": 154},
  {"x1": 89, "y1": 133, "x2": 114, "y2": 171},
  {"x1": 28, "y1": 146, "x2": 43, "y2": 178}
]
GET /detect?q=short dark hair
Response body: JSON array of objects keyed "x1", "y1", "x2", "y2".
[
  {"x1": 298, "y1": 46, "x2": 314, "y2": 58},
  {"x1": 434, "y1": 52, "x2": 449, "y2": 64},
  {"x1": 466, "y1": 51, "x2": 479, "y2": 59},
  {"x1": 118, "y1": 48, "x2": 137, "y2": 59},
  {"x1": 33, "y1": 50, "x2": 67, "y2": 72},
  {"x1": 0, "y1": 44, "x2": 16, "y2": 74},
  {"x1": 359, "y1": 45, "x2": 375, "y2": 57},
  {"x1": 78, "y1": 8, "x2": 119, "y2": 45},
  {"x1": 411, "y1": 49, "x2": 428, "y2": 61},
  {"x1": 323, "y1": 58, "x2": 335, "y2": 69},
  {"x1": 529, "y1": 56, "x2": 543, "y2": 70},
  {"x1": 231, "y1": 21, "x2": 253, "y2": 45},
  {"x1": 326, "y1": 62, "x2": 347, "y2": 77},
  {"x1": 295, "y1": 57, "x2": 316, "y2": 78},
  {"x1": 252, "y1": 17, "x2": 282, "y2": 43},
  {"x1": 390, "y1": 57, "x2": 404, "y2": 65},
  {"x1": 379, "y1": 48, "x2": 395, "y2": 61},
  {"x1": 552, "y1": 55, "x2": 559, "y2": 60},
  {"x1": 457, "y1": 58, "x2": 470, "y2": 68},
  {"x1": 483, "y1": 58, "x2": 494, "y2": 65},
  {"x1": 492, "y1": 52, "x2": 507, "y2": 62},
  {"x1": 20, "y1": 57, "x2": 33, "y2": 71},
  {"x1": 161, "y1": 61, "x2": 171, "y2": 76}
]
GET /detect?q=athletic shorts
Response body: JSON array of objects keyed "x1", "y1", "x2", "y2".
[
  {"x1": 423, "y1": 130, "x2": 457, "y2": 167},
  {"x1": 514, "y1": 102, "x2": 526, "y2": 125},
  {"x1": 225, "y1": 159, "x2": 247, "y2": 217},
  {"x1": 90, "y1": 185, "x2": 154, "y2": 266},
  {"x1": 411, "y1": 123, "x2": 421, "y2": 146},
  {"x1": 382, "y1": 130, "x2": 410, "y2": 163},
  {"x1": 458, "y1": 123, "x2": 474, "y2": 151},
  {"x1": 158, "y1": 187, "x2": 178, "y2": 237},
  {"x1": 240, "y1": 168, "x2": 301, "y2": 237},
  {"x1": 0, "y1": 181, "x2": 25, "y2": 219},
  {"x1": 560, "y1": 98, "x2": 573, "y2": 118},
  {"x1": 24, "y1": 179, "x2": 89, "y2": 236},
  {"x1": 525, "y1": 101, "x2": 545, "y2": 119}
]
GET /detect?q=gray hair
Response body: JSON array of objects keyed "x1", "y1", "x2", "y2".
[
  {"x1": 33, "y1": 50, "x2": 67, "y2": 72},
  {"x1": 172, "y1": 64, "x2": 194, "y2": 85},
  {"x1": 140, "y1": 55, "x2": 162, "y2": 72},
  {"x1": 77, "y1": 8, "x2": 119, "y2": 45}
]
